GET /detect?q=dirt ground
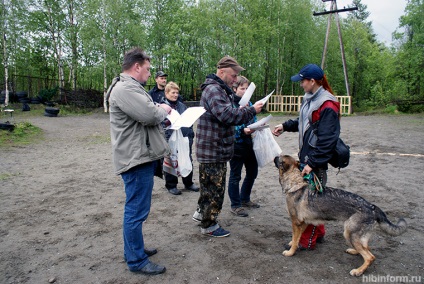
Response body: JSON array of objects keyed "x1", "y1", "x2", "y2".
[{"x1": 0, "y1": 110, "x2": 423, "y2": 284}]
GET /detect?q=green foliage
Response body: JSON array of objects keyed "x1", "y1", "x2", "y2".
[
  {"x1": 38, "y1": 86, "x2": 59, "y2": 101},
  {"x1": 0, "y1": 0, "x2": 422, "y2": 113}
]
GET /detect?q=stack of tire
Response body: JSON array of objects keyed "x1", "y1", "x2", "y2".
[
  {"x1": 15, "y1": 91, "x2": 31, "y2": 112},
  {"x1": 16, "y1": 91, "x2": 30, "y2": 103},
  {"x1": 1, "y1": 90, "x2": 17, "y2": 104},
  {"x1": 44, "y1": 106, "x2": 60, "y2": 117}
]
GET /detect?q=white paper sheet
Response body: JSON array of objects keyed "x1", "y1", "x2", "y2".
[
  {"x1": 167, "y1": 109, "x2": 181, "y2": 125},
  {"x1": 168, "y1": 106, "x2": 206, "y2": 130},
  {"x1": 238, "y1": 82, "x2": 256, "y2": 107},
  {"x1": 247, "y1": 114, "x2": 273, "y2": 130},
  {"x1": 257, "y1": 90, "x2": 275, "y2": 105}
]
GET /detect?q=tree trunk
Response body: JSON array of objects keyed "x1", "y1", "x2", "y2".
[
  {"x1": 2, "y1": 0, "x2": 9, "y2": 106},
  {"x1": 102, "y1": 2, "x2": 108, "y2": 113}
]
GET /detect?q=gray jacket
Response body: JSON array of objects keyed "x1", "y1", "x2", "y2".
[{"x1": 107, "y1": 73, "x2": 170, "y2": 175}]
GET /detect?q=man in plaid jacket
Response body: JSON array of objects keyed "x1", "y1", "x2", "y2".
[{"x1": 192, "y1": 56, "x2": 263, "y2": 237}]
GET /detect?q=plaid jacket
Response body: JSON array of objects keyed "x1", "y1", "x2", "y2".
[{"x1": 195, "y1": 74, "x2": 256, "y2": 163}]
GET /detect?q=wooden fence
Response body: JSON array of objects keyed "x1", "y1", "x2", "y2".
[{"x1": 266, "y1": 95, "x2": 351, "y2": 115}]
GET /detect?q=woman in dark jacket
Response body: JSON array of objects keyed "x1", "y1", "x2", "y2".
[
  {"x1": 161, "y1": 82, "x2": 199, "y2": 195},
  {"x1": 272, "y1": 64, "x2": 340, "y2": 250}
]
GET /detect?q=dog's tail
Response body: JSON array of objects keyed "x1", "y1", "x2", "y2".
[{"x1": 374, "y1": 205, "x2": 407, "y2": 236}]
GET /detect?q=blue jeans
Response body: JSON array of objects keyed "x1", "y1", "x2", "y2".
[
  {"x1": 228, "y1": 148, "x2": 258, "y2": 208},
  {"x1": 121, "y1": 162, "x2": 155, "y2": 271}
]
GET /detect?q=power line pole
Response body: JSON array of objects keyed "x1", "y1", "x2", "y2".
[{"x1": 314, "y1": 0, "x2": 357, "y2": 97}]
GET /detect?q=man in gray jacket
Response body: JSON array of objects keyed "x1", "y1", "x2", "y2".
[{"x1": 107, "y1": 47, "x2": 171, "y2": 275}]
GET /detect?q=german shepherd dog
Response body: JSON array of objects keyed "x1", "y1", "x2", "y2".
[{"x1": 277, "y1": 154, "x2": 407, "y2": 276}]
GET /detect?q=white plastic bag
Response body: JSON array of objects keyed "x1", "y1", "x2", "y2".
[
  {"x1": 163, "y1": 129, "x2": 192, "y2": 177},
  {"x1": 252, "y1": 128, "x2": 282, "y2": 168}
]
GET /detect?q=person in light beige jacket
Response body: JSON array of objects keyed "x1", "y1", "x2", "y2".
[{"x1": 107, "y1": 47, "x2": 171, "y2": 275}]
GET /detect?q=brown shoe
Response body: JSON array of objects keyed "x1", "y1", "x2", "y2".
[
  {"x1": 242, "y1": 201, "x2": 260, "y2": 208},
  {"x1": 230, "y1": 207, "x2": 249, "y2": 217}
]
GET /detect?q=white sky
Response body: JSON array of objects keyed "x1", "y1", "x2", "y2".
[{"x1": 330, "y1": 0, "x2": 408, "y2": 45}]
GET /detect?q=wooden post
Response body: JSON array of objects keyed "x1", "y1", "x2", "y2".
[
  {"x1": 334, "y1": 1, "x2": 351, "y2": 97},
  {"x1": 314, "y1": 0, "x2": 357, "y2": 110},
  {"x1": 321, "y1": 1, "x2": 335, "y2": 69}
]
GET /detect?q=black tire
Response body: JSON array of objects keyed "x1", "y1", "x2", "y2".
[
  {"x1": 44, "y1": 101, "x2": 56, "y2": 107},
  {"x1": 45, "y1": 107, "x2": 60, "y2": 115},
  {"x1": 36, "y1": 95, "x2": 46, "y2": 103},
  {"x1": 0, "y1": 90, "x2": 13, "y2": 96},
  {"x1": 16, "y1": 91, "x2": 28, "y2": 98},
  {"x1": 19, "y1": 98, "x2": 31, "y2": 103},
  {"x1": 0, "y1": 122, "x2": 15, "y2": 131},
  {"x1": 22, "y1": 103, "x2": 31, "y2": 111},
  {"x1": 31, "y1": 98, "x2": 41, "y2": 104},
  {"x1": 44, "y1": 111, "x2": 58, "y2": 117}
]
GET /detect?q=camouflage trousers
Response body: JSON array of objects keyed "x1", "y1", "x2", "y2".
[{"x1": 197, "y1": 162, "x2": 227, "y2": 229}]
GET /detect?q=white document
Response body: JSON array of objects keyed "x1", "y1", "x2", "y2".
[
  {"x1": 167, "y1": 106, "x2": 206, "y2": 130},
  {"x1": 247, "y1": 114, "x2": 273, "y2": 130},
  {"x1": 238, "y1": 82, "x2": 256, "y2": 107},
  {"x1": 257, "y1": 90, "x2": 275, "y2": 105}
]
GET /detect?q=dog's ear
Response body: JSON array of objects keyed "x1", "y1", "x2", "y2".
[{"x1": 295, "y1": 160, "x2": 301, "y2": 169}]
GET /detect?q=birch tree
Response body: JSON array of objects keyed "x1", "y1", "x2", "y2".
[{"x1": 1, "y1": 0, "x2": 9, "y2": 105}]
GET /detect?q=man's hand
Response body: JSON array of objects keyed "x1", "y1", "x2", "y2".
[
  {"x1": 159, "y1": 103, "x2": 172, "y2": 114},
  {"x1": 272, "y1": 124, "x2": 283, "y2": 136},
  {"x1": 244, "y1": 128, "x2": 254, "y2": 135},
  {"x1": 253, "y1": 101, "x2": 264, "y2": 114}
]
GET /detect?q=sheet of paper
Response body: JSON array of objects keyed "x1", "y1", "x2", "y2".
[
  {"x1": 167, "y1": 109, "x2": 181, "y2": 125},
  {"x1": 238, "y1": 82, "x2": 256, "y2": 107},
  {"x1": 169, "y1": 106, "x2": 206, "y2": 130},
  {"x1": 257, "y1": 90, "x2": 275, "y2": 105},
  {"x1": 250, "y1": 124, "x2": 269, "y2": 131},
  {"x1": 247, "y1": 114, "x2": 273, "y2": 130}
]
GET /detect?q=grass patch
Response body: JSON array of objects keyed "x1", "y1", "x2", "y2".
[
  {"x1": 0, "y1": 121, "x2": 43, "y2": 147},
  {"x1": 0, "y1": 173, "x2": 12, "y2": 180}
]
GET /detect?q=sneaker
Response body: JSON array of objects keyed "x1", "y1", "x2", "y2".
[
  {"x1": 203, "y1": 227, "x2": 230, "y2": 238},
  {"x1": 242, "y1": 201, "x2": 260, "y2": 208},
  {"x1": 192, "y1": 210, "x2": 202, "y2": 223},
  {"x1": 130, "y1": 261, "x2": 166, "y2": 275},
  {"x1": 230, "y1": 207, "x2": 248, "y2": 217},
  {"x1": 185, "y1": 184, "x2": 200, "y2": 192},
  {"x1": 168, "y1": 187, "x2": 182, "y2": 195}
]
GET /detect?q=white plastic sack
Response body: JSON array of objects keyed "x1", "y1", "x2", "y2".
[
  {"x1": 252, "y1": 128, "x2": 282, "y2": 168},
  {"x1": 163, "y1": 129, "x2": 192, "y2": 177}
]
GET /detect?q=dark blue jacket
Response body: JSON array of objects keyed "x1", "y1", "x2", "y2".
[
  {"x1": 148, "y1": 85, "x2": 164, "y2": 103},
  {"x1": 283, "y1": 101, "x2": 340, "y2": 169}
]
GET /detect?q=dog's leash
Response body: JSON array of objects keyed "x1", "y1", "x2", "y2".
[{"x1": 303, "y1": 172, "x2": 324, "y2": 193}]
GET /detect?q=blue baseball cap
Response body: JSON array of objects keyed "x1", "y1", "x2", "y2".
[{"x1": 291, "y1": 64, "x2": 324, "y2": 82}]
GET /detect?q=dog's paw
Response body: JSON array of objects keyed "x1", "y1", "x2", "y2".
[
  {"x1": 282, "y1": 250, "x2": 295, "y2": 257},
  {"x1": 349, "y1": 268, "x2": 363, "y2": 277},
  {"x1": 346, "y1": 248, "x2": 359, "y2": 255}
]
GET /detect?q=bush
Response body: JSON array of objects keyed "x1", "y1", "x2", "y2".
[{"x1": 39, "y1": 86, "x2": 59, "y2": 101}]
